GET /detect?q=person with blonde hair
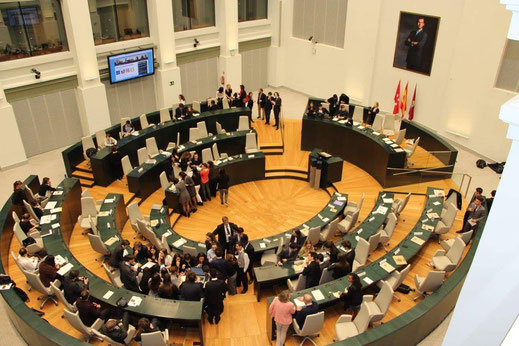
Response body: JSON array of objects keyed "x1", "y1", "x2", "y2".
[{"x1": 268, "y1": 290, "x2": 296, "y2": 346}]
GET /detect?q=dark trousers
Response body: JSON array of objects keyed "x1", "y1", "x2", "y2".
[
  {"x1": 265, "y1": 108, "x2": 272, "y2": 124},
  {"x1": 207, "y1": 303, "x2": 222, "y2": 323},
  {"x1": 274, "y1": 108, "x2": 280, "y2": 129},
  {"x1": 237, "y1": 268, "x2": 248, "y2": 292}
]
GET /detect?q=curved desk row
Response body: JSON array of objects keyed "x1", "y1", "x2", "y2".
[
  {"x1": 95, "y1": 193, "x2": 128, "y2": 252},
  {"x1": 165, "y1": 151, "x2": 266, "y2": 211},
  {"x1": 0, "y1": 175, "x2": 87, "y2": 346},
  {"x1": 266, "y1": 187, "x2": 445, "y2": 342},
  {"x1": 39, "y1": 178, "x2": 205, "y2": 343},
  {"x1": 62, "y1": 107, "x2": 251, "y2": 187}
]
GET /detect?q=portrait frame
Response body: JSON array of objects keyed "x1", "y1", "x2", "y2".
[{"x1": 393, "y1": 11, "x2": 441, "y2": 76}]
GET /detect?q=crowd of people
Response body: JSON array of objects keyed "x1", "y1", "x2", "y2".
[{"x1": 305, "y1": 92, "x2": 380, "y2": 125}]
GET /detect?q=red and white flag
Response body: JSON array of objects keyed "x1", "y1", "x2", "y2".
[
  {"x1": 408, "y1": 85, "x2": 416, "y2": 121},
  {"x1": 400, "y1": 82, "x2": 408, "y2": 118},
  {"x1": 393, "y1": 80, "x2": 401, "y2": 114}
]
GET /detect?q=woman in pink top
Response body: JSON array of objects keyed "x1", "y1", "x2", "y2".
[
  {"x1": 269, "y1": 290, "x2": 296, "y2": 346},
  {"x1": 200, "y1": 163, "x2": 211, "y2": 202}
]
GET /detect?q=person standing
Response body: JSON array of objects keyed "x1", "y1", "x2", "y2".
[
  {"x1": 204, "y1": 268, "x2": 227, "y2": 324},
  {"x1": 216, "y1": 169, "x2": 230, "y2": 206},
  {"x1": 405, "y1": 17, "x2": 428, "y2": 72},
  {"x1": 174, "y1": 177, "x2": 191, "y2": 217},
  {"x1": 457, "y1": 196, "x2": 486, "y2": 235},
  {"x1": 236, "y1": 242, "x2": 249, "y2": 294},
  {"x1": 212, "y1": 216, "x2": 238, "y2": 255},
  {"x1": 200, "y1": 163, "x2": 211, "y2": 202},
  {"x1": 366, "y1": 102, "x2": 379, "y2": 125},
  {"x1": 257, "y1": 88, "x2": 266, "y2": 120},
  {"x1": 273, "y1": 92, "x2": 282, "y2": 130},
  {"x1": 269, "y1": 290, "x2": 296, "y2": 346},
  {"x1": 264, "y1": 92, "x2": 273, "y2": 125},
  {"x1": 238, "y1": 85, "x2": 247, "y2": 107}
]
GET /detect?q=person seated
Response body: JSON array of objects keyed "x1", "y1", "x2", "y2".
[
  {"x1": 158, "y1": 273, "x2": 180, "y2": 299},
  {"x1": 366, "y1": 101, "x2": 379, "y2": 125},
  {"x1": 231, "y1": 93, "x2": 241, "y2": 107},
  {"x1": 133, "y1": 241, "x2": 149, "y2": 263},
  {"x1": 175, "y1": 103, "x2": 187, "y2": 119},
  {"x1": 19, "y1": 213, "x2": 39, "y2": 234},
  {"x1": 191, "y1": 153, "x2": 202, "y2": 167},
  {"x1": 180, "y1": 270, "x2": 204, "y2": 301},
  {"x1": 119, "y1": 254, "x2": 141, "y2": 292},
  {"x1": 12, "y1": 180, "x2": 28, "y2": 209},
  {"x1": 147, "y1": 246, "x2": 159, "y2": 263},
  {"x1": 298, "y1": 239, "x2": 315, "y2": 258},
  {"x1": 181, "y1": 253, "x2": 194, "y2": 271},
  {"x1": 327, "y1": 253, "x2": 351, "y2": 279},
  {"x1": 109, "y1": 239, "x2": 130, "y2": 269},
  {"x1": 208, "y1": 100, "x2": 219, "y2": 111},
  {"x1": 335, "y1": 104, "x2": 350, "y2": 120},
  {"x1": 322, "y1": 241, "x2": 340, "y2": 263},
  {"x1": 76, "y1": 289, "x2": 111, "y2": 327},
  {"x1": 289, "y1": 229, "x2": 306, "y2": 250},
  {"x1": 104, "y1": 133, "x2": 117, "y2": 147},
  {"x1": 99, "y1": 312, "x2": 130, "y2": 344},
  {"x1": 38, "y1": 177, "x2": 56, "y2": 198},
  {"x1": 17, "y1": 247, "x2": 39, "y2": 272},
  {"x1": 306, "y1": 101, "x2": 317, "y2": 118},
  {"x1": 148, "y1": 273, "x2": 162, "y2": 297},
  {"x1": 293, "y1": 294, "x2": 319, "y2": 329},
  {"x1": 39, "y1": 255, "x2": 63, "y2": 287},
  {"x1": 31, "y1": 201, "x2": 44, "y2": 219},
  {"x1": 122, "y1": 120, "x2": 134, "y2": 137},
  {"x1": 196, "y1": 253, "x2": 209, "y2": 268},
  {"x1": 341, "y1": 240, "x2": 355, "y2": 269},
  {"x1": 186, "y1": 106, "x2": 198, "y2": 118},
  {"x1": 339, "y1": 273, "x2": 363, "y2": 318},
  {"x1": 278, "y1": 243, "x2": 299, "y2": 265},
  {"x1": 216, "y1": 87, "x2": 225, "y2": 103},
  {"x1": 317, "y1": 104, "x2": 329, "y2": 119},
  {"x1": 63, "y1": 270, "x2": 88, "y2": 304},
  {"x1": 134, "y1": 317, "x2": 161, "y2": 342},
  {"x1": 302, "y1": 252, "x2": 322, "y2": 289},
  {"x1": 139, "y1": 263, "x2": 159, "y2": 294}
]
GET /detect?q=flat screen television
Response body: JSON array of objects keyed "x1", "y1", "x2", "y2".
[
  {"x1": 7, "y1": 7, "x2": 39, "y2": 26},
  {"x1": 107, "y1": 48, "x2": 155, "y2": 84}
]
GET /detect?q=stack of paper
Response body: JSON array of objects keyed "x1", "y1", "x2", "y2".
[
  {"x1": 363, "y1": 276, "x2": 374, "y2": 285},
  {"x1": 393, "y1": 255, "x2": 407, "y2": 265},
  {"x1": 395, "y1": 148, "x2": 404, "y2": 152},
  {"x1": 128, "y1": 296, "x2": 143, "y2": 307},
  {"x1": 375, "y1": 206, "x2": 389, "y2": 214},
  {"x1": 104, "y1": 236, "x2": 119, "y2": 246},
  {"x1": 52, "y1": 191, "x2": 63, "y2": 196},
  {"x1": 163, "y1": 230, "x2": 173, "y2": 238},
  {"x1": 51, "y1": 223, "x2": 60, "y2": 230},
  {"x1": 411, "y1": 236, "x2": 425, "y2": 246},
  {"x1": 145, "y1": 159, "x2": 157, "y2": 165},
  {"x1": 198, "y1": 243, "x2": 206, "y2": 248},
  {"x1": 248, "y1": 154, "x2": 255, "y2": 158},
  {"x1": 432, "y1": 201, "x2": 441, "y2": 206},
  {"x1": 259, "y1": 243, "x2": 266, "y2": 249},
  {"x1": 372, "y1": 132, "x2": 380, "y2": 136},
  {"x1": 141, "y1": 262, "x2": 157, "y2": 270},
  {"x1": 382, "y1": 198, "x2": 394, "y2": 204},
  {"x1": 337, "y1": 196, "x2": 347, "y2": 201},
  {"x1": 427, "y1": 212, "x2": 440, "y2": 219},
  {"x1": 434, "y1": 189, "x2": 445, "y2": 197},
  {"x1": 173, "y1": 238, "x2": 187, "y2": 248},
  {"x1": 57, "y1": 263, "x2": 74, "y2": 276},
  {"x1": 263, "y1": 238, "x2": 272, "y2": 243},
  {"x1": 50, "y1": 207, "x2": 62, "y2": 214}
]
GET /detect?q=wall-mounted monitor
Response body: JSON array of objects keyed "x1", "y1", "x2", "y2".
[{"x1": 107, "y1": 48, "x2": 154, "y2": 84}]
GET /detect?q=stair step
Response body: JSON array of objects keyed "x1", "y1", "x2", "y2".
[
  {"x1": 75, "y1": 161, "x2": 92, "y2": 172},
  {"x1": 72, "y1": 170, "x2": 94, "y2": 180},
  {"x1": 79, "y1": 179, "x2": 95, "y2": 188},
  {"x1": 260, "y1": 144, "x2": 283, "y2": 149},
  {"x1": 265, "y1": 171, "x2": 308, "y2": 179}
]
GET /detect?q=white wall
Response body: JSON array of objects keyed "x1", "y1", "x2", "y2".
[{"x1": 276, "y1": 0, "x2": 513, "y2": 162}]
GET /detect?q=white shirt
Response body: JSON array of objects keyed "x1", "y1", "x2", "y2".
[
  {"x1": 105, "y1": 137, "x2": 118, "y2": 147},
  {"x1": 18, "y1": 255, "x2": 39, "y2": 272},
  {"x1": 224, "y1": 224, "x2": 232, "y2": 242}
]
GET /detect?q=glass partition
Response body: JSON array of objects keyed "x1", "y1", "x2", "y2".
[
  {"x1": 90, "y1": 0, "x2": 149, "y2": 45},
  {"x1": 0, "y1": 0, "x2": 68, "y2": 61},
  {"x1": 172, "y1": 0, "x2": 215, "y2": 32},
  {"x1": 238, "y1": 0, "x2": 267, "y2": 22}
]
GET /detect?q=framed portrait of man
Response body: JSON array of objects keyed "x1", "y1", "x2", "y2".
[{"x1": 393, "y1": 12, "x2": 440, "y2": 76}]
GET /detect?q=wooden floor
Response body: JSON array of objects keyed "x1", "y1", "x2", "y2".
[{"x1": 6, "y1": 118, "x2": 468, "y2": 346}]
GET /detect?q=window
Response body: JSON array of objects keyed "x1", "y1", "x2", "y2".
[
  {"x1": 292, "y1": 0, "x2": 348, "y2": 49},
  {"x1": 0, "y1": 0, "x2": 68, "y2": 61},
  {"x1": 495, "y1": 39, "x2": 519, "y2": 93},
  {"x1": 238, "y1": 0, "x2": 267, "y2": 22},
  {"x1": 90, "y1": 0, "x2": 149, "y2": 45},
  {"x1": 172, "y1": 0, "x2": 215, "y2": 32}
]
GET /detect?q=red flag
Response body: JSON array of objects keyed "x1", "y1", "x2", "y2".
[
  {"x1": 408, "y1": 85, "x2": 416, "y2": 120},
  {"x1": 393, "y1": 81, "x2": 401, "y2": 114},
  {"x1": 400, "y1": 82, "x2": 408, "y2": 118}
]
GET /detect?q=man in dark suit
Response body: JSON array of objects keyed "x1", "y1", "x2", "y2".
[
  {"x1": 180, "y1": 271, "x2": 204, "y2": 301},
  {"x1": 63, "y1": 270, "x2": 88, "y2": 304},
  {"x1": 293, "y1": 294, "x2": 319, "y2": 329},
  {"x1": 462, "y1": 187, "x2": 486, "y2": 226},
  {"x1": 264, "y1": 92, "x2": 273, "y2": 125},
  {"x1": 257, "y1": 88, "x2": 267, "y2": 120},
  {"x1": 241, "y1": 234, "x2": 255, "y2": 283},
  {"x1": 405, "y1": 17, "x2": 428, "y2": 72},
  {"x1": 289, "y1": 229, "x2": 306, "y2": 251},
  {"x1": 119, "y1": 255, "x2": 141, "y2": 292},
  {"x1": 99, "y1": 312, "x2": 130, "y2": 343},
  {"x1": 76, "y1": 290, "x2": 110, "y2": 327},
  {"x1": 458, "y1": 196, "x2": 487, "y2": 235},
  {"x1": 210, "y1": 248, "x2": 227, "y2": 278},
  {"x1": 302, "y1": 252, "x2": 322, "y2": 289},
  {"x1": 278, "y1": 243, "x2": 299, "y2": 265},
  {"x1": 133, "y1": 241, "x2": 149, "y2": 264},
  {"x1": 341, "y1": 240, "x2": 355, "y2": 269},
  {"x1": 486, "y1": 190, "x2": 496, "y2": 213},
  {"x1": 213, "y1": 216, "x2": 239, "y2": 255},
  {"x1": 230, "y1": 227, "x2": 245, "y2": 252},
  {"x1": 109, "y1": 240, "x2": 130, "y2": 268},
  {"x1": 175, "y1": 104, "x2": 187, "y2": 119},
  {"x1": 204, "y1": 269, "x2": 227, "y2": 324}
]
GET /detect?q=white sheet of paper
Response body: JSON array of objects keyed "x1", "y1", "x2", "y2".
[
  {"x1": 103, "y1": 290, "x2": 114, "y2": 299},
  {"x1": 433, "y1": 201, "x2": 441, "y2": 206},
  {"x1": 173, "y1": 238, "x2": 187, "y2": 248},
  {"x1": 259, "y1": 243, "x2": 266, "y2": 249},
  {"x1": 363, "y1": 277, "x2": 374, "y2": 285},
  {"x1": 57, "y1": 263, "x2": 74, "y2": 276},
  {"x1": 294, "y1": 298, "x2": 306, "y2": 307},
  {"x1": 40, "y1": 215, "x2": 51, "y2": 225},
  {"x1": 51, "y1": 223, "x2": 60, "y2": 229},
  {"x1": 44, "y1": 201, "x2": 57, "y2": 210},
  {"x1": 337, "y1": 196, "x2": 346, "y2": 201},
  {"x1": 311, "y1": 289, "x2": 325, "y2": 301}
]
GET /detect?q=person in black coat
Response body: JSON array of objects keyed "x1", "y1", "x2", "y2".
[
  {"x1": 264, "y1": 92, "x2": 273, "y2": 125},
  {"x1": 293, "y1": 294, "x2": 319, "y2": 329},
  {"x1": 366, "y1": 102, "x2": 379, "y2": 125},
  {"x1": 208, "y1": 100, "x2": 219, "y2": 111},
  {"x1": 341, "y1": 240, "x2": 355, "y2": 269},
  {"x1": 278, "y1": 243, "x2": 299, "y2": 264},
  {"x1": 317, "y1": 104, "x2": 329, "y2": 119},
  {"x1": 139, "y1": 264, "x2": 160, "y2": 294},
  {"x1": 212, "y1": 216, "x2": 238, "y2": 255},
  {"x1": 302, "y1": 252, "x2": 322, "y2": 289},
  {"x1": 109, "y1": 146, "x2": 123, "y2": 180},
  {"x1": 339, "y1": 273, "x2": 363, "y2": 317},
  {"x1": 323, "y1": 241, "x2": 340, "y2": 263},
  {"x1": 134, "y1": 317, "x2": 161, "y2": 342},
  {"x1": 257, "y1": 88, "x2": 266, "y2": 120},
  {"x1": 38, "y1": 177, "x2": 56, "y2": 197},
  {"x1": 486, "y1": 190, "x2": 496, "y2": 213},
  {"x1": 63, "y1": 270, "x2": 88, "y2": 304},
  {"x1": 12, "y1": 180, "x2": 28, "y2": 211},
  {"x1": 180, "y1": 271, "x2": 204, "y2": 301},
  {"x1": 76, "y1": 290, "x2": 111, "y2": 327},
  {"x1": 204, "y1": 269, "x2": 228, "y2": 324},
  {"x1": 306, "y1": 101, "x2": 317, "y2": 118},
  {"x1": 327, "y1": 253, "x2": 351, "y2": 280},
  {"x1": 175, "y1": 104, "x2": 187, "y2": 119},
  {"x1": 272, "y1": 92, "x2": 282, "y2": 130},
  {"x1": 99, "y1": 312, "x2": 130, "y2": 344},
  {"x1": 119, "y1": 255, "x2": 141, "y2": 292},
  {"x1": 217, "y1": 168, "x2": 230, "y2": 206},
  {"x1": 133, "y1": 241, "x2": 150, "y2": 264},
  {"x1": 327, "y1": 94, "x2": 338, "y2": 116},
  {"x1": 242, "y1": 234, "x2": 255, "y2": 283},
  {"x1": 289, "y1": 229, "x2": 306, "y2": 250},
  {"x1": 210, "y1": 248, "x2": 227, "y2": 278},
  {"x1": 109, "y1": 240, "x2": 130, "y2": 268},
  {"x1": 339, "y1": 93, "x2": 350, "y2": 105}
]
